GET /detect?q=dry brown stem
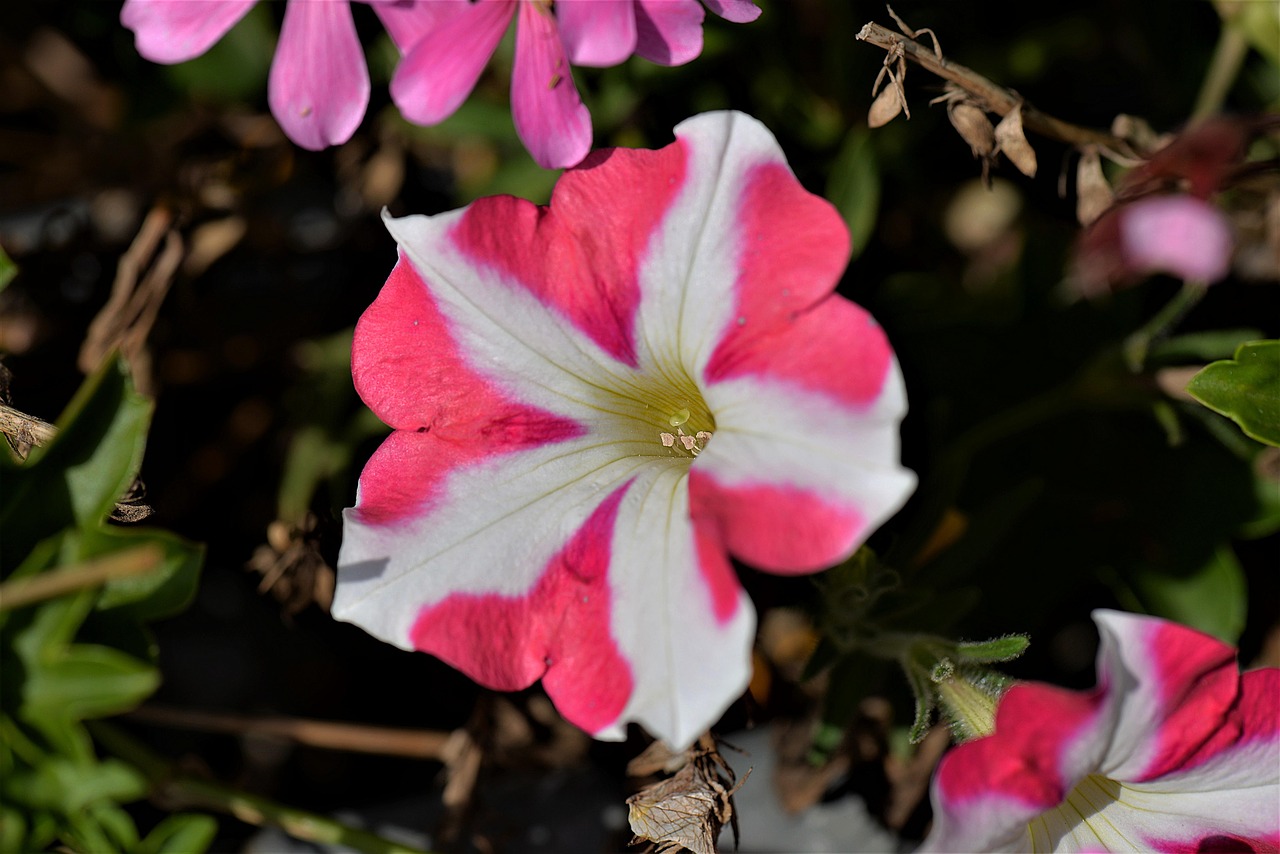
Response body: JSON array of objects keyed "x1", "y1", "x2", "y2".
[
  {"x1": 856, "y1": 20, "x2": 1140, "y2": 158},
  {"x1": 127, "y1": 705, "x2": 453, "y2": 760},
  {"x1": 0, "y1": 402, "x2": 57, "y2": 460}
]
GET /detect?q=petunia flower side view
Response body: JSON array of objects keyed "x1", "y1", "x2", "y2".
[
  {"x1": 120, "y1": 0, "x2": 447, "y2": 150},
  {"x1": 333, "y1": 111, "x2": 916, "y2": 749},
  {"x1": 920, "y1": 609, "x2": 1280, "y2": 852},
  {"x1": 389, "y1": 0, "x2": 761, "y2": 169}
]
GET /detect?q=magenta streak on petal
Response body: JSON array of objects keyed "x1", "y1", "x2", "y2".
[
  {"x1": 689, "y1": 473, "x2": 866, "y2": 575},
  {"x1": 692, "y1": 523, "x2": 740, "y2": 625},
  {"x1": 352, "y1": 259, "x2": 584, "y2": 526},
  {"x1": 1131, "y1": 620, "x2": 1242, "y2": 781},
  {"x1": 410, "y1": 485, "x2": 635, "y2": 735},
  {"x1": 1139, "y1": 833, "x2": 1280, "y2": 853},
  {"x1": 449, "y1": 142, "x2": 687, "y2": 367},
  {"x1": 703, "y1": 161, "x2": 891, "y2": 409},
  {"x1": 634, "y1": 0, "x2": 705, "y2": 66}
]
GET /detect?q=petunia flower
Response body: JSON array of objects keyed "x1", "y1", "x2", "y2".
[
  {"x1": 120, "y1": 0, "x2": 447, "y2": 150},
  {"x1": 920, "y1": 610, "x2": 1280, "y2": 852},
  {"x1": 389, "y1": 0, "x2": 761, "y2": 169},
  {"x1": 333, "y1": 111, "x2": 915, "y2": 749}
]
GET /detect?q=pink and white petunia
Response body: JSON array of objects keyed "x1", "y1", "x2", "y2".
[
  {"x1": 121, "y1": 0, "x2": 447, "y2": 150},
  {"x1": 921, "y1": 610, "x2": 1280, "y2": 853},
  {"x1": 390, "y1": 0, "x2": 760, "y2": 169},
  {"x1": 333, "y1": 111, "x2": 914, "y2": 749}
]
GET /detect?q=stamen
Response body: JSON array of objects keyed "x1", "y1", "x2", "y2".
[{"x1": 660, "y1": 433, "x2": 676, "y2": 448}]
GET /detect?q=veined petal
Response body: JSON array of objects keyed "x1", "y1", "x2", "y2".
[
  {"x1": 268, "y1": 0, "x2": 369, "y2": 150},
  {"x1": 511, "y1": 1, "x2": 592, "y2": 169},
  {"x1": 701, "y1": 0, "x2": 762, "y2": 23},
  {"x1": 555, "y1": 0, "x2": 637, "y2": 67},
  {"x1": 634, "y1": 0, "x2": 705, "y2": 66},
  {"x1": 391, "y1": 0, "x2": 514, "y2": 126},
  {"x1": 121, "y1": 0, "x2": 257, "y2": 64}
]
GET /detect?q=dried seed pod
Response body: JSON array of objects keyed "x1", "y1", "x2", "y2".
[
  {"x1": 948, "y1": 102, "x2": 996, "y2": 159},
  {"x1": 868, "y1": 83, "x2": 904, "y2": 128},
  {"x1": 994, "y1": 105, "x2": 1038, "y2": 177},
  {"x1": 1076, "y1": 146, "x2": 1114, "y2": 226}
]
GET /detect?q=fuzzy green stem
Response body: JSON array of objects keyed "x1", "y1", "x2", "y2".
[
  {"x1": 89, "y1": 722, "x2": 432, "y2": 854},
  {"x1": 1192, "y1": 24, "x2": 1250, "y2": 121}
]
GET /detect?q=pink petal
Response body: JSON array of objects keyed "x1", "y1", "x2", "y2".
[
  {"x1": 121, "y1": 0, "x2": 257, "y2": 64},
  {"x1": 449, "y1": 143, "x2": 687, "y2": 366},
  {"x1": 368, "y1": 0, "x2": 469, "y2": 54},
  {"x1": 555, "y1": 0, "x2": 638, "y2": 67},
  {"x1": 511, "y1": 1, "x2": 592, "y2": 169},
  {"x1": 634, "y1": 0, "x2": 705, "y2": 65},
  {"x1": 1120, "y1": 194, "x2": 1234, "y2": 283},
  {"x1": 700, "y1": 0, "x2": 761, "y2": 22},
  {"x1": 268, "y1": 0, "x2": 369, "y2": 149},
  {"x1": 390, "y1": 0, "x2": 514, "y2": 126}
]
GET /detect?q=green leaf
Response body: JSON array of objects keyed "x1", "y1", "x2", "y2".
[
  {"x1": 23, "y1": 644, "x2": 160, "y2": 727},
  {"x1": 1149, "y1": 328, "x2": 1264, "y2": 364},
  {"x1": 6, "y1": 757, "x2": 146, "y2": 814},
  {"x1": 0, "y1": 245, "x2": 16, "y2": 293},
  {"x1": 0, "y1": 357, "x2": 152, "y2": 572},
  {"x1": 165, "y1": 2, "x2": 273, "y2": 101},
  {"x1": 1123, "y1": 545, "x2": 1247, "y2": 643},
  {"x1": 1187, "y1": 340, "x2": 1280, "y2": 446},
  {"x1": 138, "y1": 814, "x2": 219, "y2": 854},
  {"x1": 90, "y1": 527, "x2": 205, "y2": 622},
  {"x1": 826, "y1": 127, "x2": 880, "y2": 262},
  {"x1": 0, "y1": 806, "x2": 26, "y2": 853}
]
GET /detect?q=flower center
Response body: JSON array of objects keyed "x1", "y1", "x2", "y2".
[{"x1": 659, "y1": 406, "x2": 714, "y2": 457}]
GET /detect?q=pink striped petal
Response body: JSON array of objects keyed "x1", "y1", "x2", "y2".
[
  {"x1": 511, "y1": 1, "x2": 592, "y2": 169},
  {"x1": 922, "y1": 611, "x2": 1280, "y2": 853},
  {"x1": 121, "y1": 0, "x2": 257, "y2": 64},
  {"x1": 634, "y1": 0, "x2": 705, "y2": 65},
  {"x1": 701, "y1": 0, "x2": 761, "y2": 22},
  {"x1": 391, "y1": 0, "x2": 514, "y2": 126},
  {"x1": 268, "y1": 0, "x2": 369, "y2": 150},
  {"x1": 555, "y1": 0, "x2": 638, "y2": 67}
]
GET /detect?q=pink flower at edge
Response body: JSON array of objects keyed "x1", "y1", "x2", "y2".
[
  {"x1": 121, "y1": 0, "x2": 446, "y2": 151},
  {"x1": 389, "y1": 0, "x2": 761, "y2": 169},
  {"x1": 920, "y1": 610, "x2": 1280, "y2": 853},
  {"x1": 332, "y1": 111, "x2": 915, "y2": 748}
]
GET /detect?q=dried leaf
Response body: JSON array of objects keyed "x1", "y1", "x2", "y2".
[
  {"x1": 994, "y1": 106, "x2": 1037, "y2": 177},
  {"x1": 868, "y1": 83, "x2": 903, "y2": 128},
  {"x1": 1076, "y1": 146, "x2": 1114, "y2": 226},
  {"x1": 628, "y1": 740, "x2": 748, "y2": 854}
]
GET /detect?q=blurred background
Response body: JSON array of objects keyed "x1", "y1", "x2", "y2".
[{"x1": 1, "y1": 1, "x2": 1277, "y2": 851}]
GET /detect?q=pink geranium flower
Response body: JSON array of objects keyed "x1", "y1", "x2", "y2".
[
  {"x1": 333, "y1": 111, "x2": 915, "y2": 748},
  {"x1": 121, "y1": 0, "x2": 444, "y2": 150},
  {"x1": 921, "y1": 610, "x2": 1280, "y2": 852},
  {"x1": 390, "y1": 0, "x2": 761, "y2": 169}
]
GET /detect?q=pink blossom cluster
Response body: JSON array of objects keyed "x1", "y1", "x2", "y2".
[{"x1": 121, "y1": 0, "x2": 759, "y2": 167}]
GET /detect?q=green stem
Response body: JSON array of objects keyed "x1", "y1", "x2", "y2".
[
  {"x1": 1192, "y1": 23, "x2": 1250, "y2": 121},
  {"x1": 89, "y1": 722, "x2": 432, "y2": 854},
  {"x1": 1124, "y1": 281, "x2": 1207, "y2": 373}
]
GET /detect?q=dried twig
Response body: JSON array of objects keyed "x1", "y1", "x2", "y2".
[
  {"x1": 856, "y1": 20, "x2": 1140, "y2": 158},
  {"x1": 0, "y1": 545, "x2": 164, "y2": 611},
  {"x1": 127, "y1": 705, "x2": 453, "y2": 760},
  {"x1": 78, "y1": 206, "x2": 184, "y2": 396},
  {"x1": 0, "y1": 402, "x2": 57, "y2": 459}
]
